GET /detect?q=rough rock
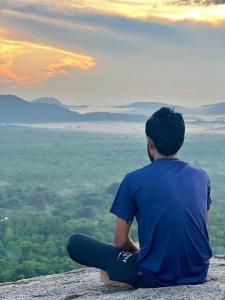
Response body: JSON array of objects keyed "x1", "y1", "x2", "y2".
[{"x1": 0, "y1": 256, "x2": 225, "y2": 300}]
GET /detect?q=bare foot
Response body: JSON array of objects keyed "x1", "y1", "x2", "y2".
[{"x1": 99, "y1": 270, "x2": 133, "y2": 288}]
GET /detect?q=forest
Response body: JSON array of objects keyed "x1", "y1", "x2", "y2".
[{"x1": 0, "y1": 125, "x2": 224, "y2": 282}]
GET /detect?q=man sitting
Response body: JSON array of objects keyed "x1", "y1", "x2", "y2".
[{"x1": 67, "y1": 107, "x2": 212, "y2": 289}]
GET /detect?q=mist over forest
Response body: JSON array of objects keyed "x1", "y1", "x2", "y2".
[{"x1": 0, "y1": 121, "x2": 224, "y2": 282}]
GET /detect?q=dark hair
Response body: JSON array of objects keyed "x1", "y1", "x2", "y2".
[{"x1": 145, "y1": 107, "x2": 185, "y2": 156}]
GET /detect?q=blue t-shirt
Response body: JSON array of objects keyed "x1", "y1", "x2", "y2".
[{"x1": 109, "y1": 158, "x2": 212, "y2": 286}]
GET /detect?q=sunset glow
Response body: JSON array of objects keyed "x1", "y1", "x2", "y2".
[
  {"x1": 0, "y1": 36, "x2": 96, "y2": 86},
  {"x1": 0, "y1": 0, "x2": 224, "y2": 105}
]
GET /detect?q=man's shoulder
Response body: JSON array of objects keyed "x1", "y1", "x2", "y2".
[
  {"x1": 184, "y1": 162, "x2": 210, "y2": 182},
  {"x1": 127, "y1": 164, "x2": 151, "y2": 178},
  {"x1": 126, "y1": 161, "x2": 210, "y2": 183}
]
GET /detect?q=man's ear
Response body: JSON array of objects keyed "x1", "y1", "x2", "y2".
[{"x1": 148, "y1": 136, "x2": 155, "y2": 150}]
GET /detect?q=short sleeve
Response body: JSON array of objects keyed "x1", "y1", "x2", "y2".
[{"x1": 109, "y1": 174, "x2": 137, "y2": 222}]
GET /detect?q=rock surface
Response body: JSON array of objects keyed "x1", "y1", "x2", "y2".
[{"x1": 0, "y1": 256, "x2": 225, "y2": 300}]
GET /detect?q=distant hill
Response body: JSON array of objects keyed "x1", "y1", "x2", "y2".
[
  {"x1": 0, "y1": 95, "x2": 148, "y2": 124},
  {"x1": 33, "y1": 97, "x2": 90, "y2": 111},
  {"x1": 0, "y1": 95, "x2": 82, "y2": 123},
  {"x1": 196, "y1": 102, "x2": 225, "y2": 115},
  {"x1": 113, "y1": 101, "x2": 191, "y2": 114},
  {"x1": 113, "y1": 101, "x2": 225, "y2": 116},
  {"x1": 1, "y1": 95, "x2": 225, "y2": 124},
  {"x1": 32, "y1": 97, "x2": 66, "y2": 108}
]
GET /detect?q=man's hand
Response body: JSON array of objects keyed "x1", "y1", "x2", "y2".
[{"x1": 113, "y1": 217, "x2": 139, "y2": 252}]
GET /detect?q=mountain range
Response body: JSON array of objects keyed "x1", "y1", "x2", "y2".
[
  {"x1": 114, "y1": 101, "x2": 225, "y2": 116},
  {"x1": 0, "y1": 94, "x2": 225, "y2": 124},
  {"x1": 0, "y1": 95, "x2": 147, "y2": 124},
  {"x1": 114, "y1": 101, "x2": 189, "y2": 114},
  {"x1": 32, "y1": 97, "x2": 67, "y2": 108},
  {"x1": 32, "y1": 97, "x2": 225, "y2": 116}
]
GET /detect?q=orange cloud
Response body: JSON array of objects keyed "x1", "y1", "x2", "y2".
[{"x1": 0, "y1": 34, "x2": 96, "y2": 87}]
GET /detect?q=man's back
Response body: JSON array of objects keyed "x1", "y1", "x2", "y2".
[
  {"x1": 68, "y1": 107, "x2": 213, "y2": 289},
  {"x1": 110, "y1": 158, "x2": 212, "y2": 286}
]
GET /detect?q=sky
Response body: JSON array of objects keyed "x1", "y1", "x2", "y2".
[{"x1": 0, "y1": 0, "x2": 225, "y2": 107}]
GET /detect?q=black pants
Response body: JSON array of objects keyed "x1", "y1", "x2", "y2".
[{"x1": 66, "y1": 233, "x2": 143, "y2": 289}]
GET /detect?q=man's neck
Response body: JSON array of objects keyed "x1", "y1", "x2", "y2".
[{"x1": 154, "y1": 153, "x2": 178, "y2": 161}]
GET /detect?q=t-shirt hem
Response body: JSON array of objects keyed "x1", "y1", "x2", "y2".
[{"x1": 139, "y1": 264, "x2": 209, "y2": 287}]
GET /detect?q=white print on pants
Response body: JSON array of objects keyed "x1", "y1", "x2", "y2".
[{"x1": 117, "y1": 250, "x2": 133, "y2": 264}]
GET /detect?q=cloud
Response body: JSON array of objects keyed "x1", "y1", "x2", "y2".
[
  {"x1": 170, "y1": 0, "x2": 225, "y2": 6},
  {"x1": 0, "y1": 1, "x2": 225, "y2": 106},
  {"x1": 0, "y1": 35, "x2": 95, "y2": 86},
  {"x1": 1, "y1": 4, "x2": 180, "y2": 37},
  {"x1": 0, "y1": 3, "x2": 184, "y2": 51},
  {"x1": 1, "y1": 0, "x2": 225, "y2": 24},
  {"x1": 66, "y1": 0, "x2": 225, "y2": 23}
]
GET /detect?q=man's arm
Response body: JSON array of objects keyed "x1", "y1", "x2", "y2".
[{"x1": 113, "y1": 217, "x2": 139, "y2": 251}]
